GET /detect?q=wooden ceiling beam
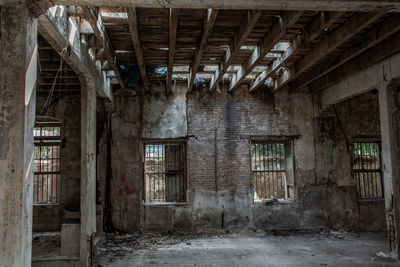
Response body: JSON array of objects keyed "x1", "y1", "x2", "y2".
[
  {"x1": 273, "y1": 12, "x2": 386, "y2": 92},
  {"x1": 311, "y1": 31, "x2": 400, "y2": 92},
  {"x1": 81, "y1": 6, "x2": 126, "y2": 89},
  {"x1": 126, "y1": 7, "x2": 149, "y2": 91},
  {"x1": 51, "y1": 0, "x2": 400, "y2": 12},
  {"x1": 249, "y1": 11, "x2": 344, "y2": 93},
  {"x1": 292, "y1": 14, "x2": 400, "y2": 91},
  {"x1": 167, "y1": 8, "x2": 179, "y2": 95},
  {"x1": 229, "y1": 11, "x2": 303, "y2": 92},
  {"x1": 209, "y1": 10, "x2": 263, "y2": 91},
  {"x1": 188, "y1": 9, "x2": 219, "y2": 93}
]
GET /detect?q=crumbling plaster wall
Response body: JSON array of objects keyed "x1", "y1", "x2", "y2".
[
  {"x1": 109, "y1": 83, "x2": 332, "y2": 232},
  {"x1": 109, "y1": 85, "x2": 187, "y2": 231},
  {"x1": 33, "y1": 95, "x2": 81, "y2": 231},
  {"x1": 315, "y1": 91, "x2": 386, "y2": 231}
]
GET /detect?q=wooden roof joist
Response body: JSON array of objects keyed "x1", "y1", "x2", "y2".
[
  {"x1": 273, "y1": 12, "x2": 386, "y2": 92},
  {"x1": 38, "y1": 3, "x2": 400, "y2": 95},
  {"x1": 126, "y1": 7, "x2": 149, "y2": 91},
  {"x1": 311, "y1": 31, "x2": 400, "y2": 91},
  {"x1": 81, "y1": 6, "x2": 126, "y2": 89},
  {"x1": 52, "y1": 0, "x2": 400, "y2": 12},
  {"x1": 167, "y1": 8, "x2": 179, "y2": 94},
  {"x1": 188, "y1": 9, "x2": 219, "y2": 93},
  {"x1": 229, "y1": 11, "x2": 303, "y2": 92},
  {"x1": 249, "y1": 11, "x2": 345, "y2": 93},
  {"x1": 291, "y1": 14, "x2": 400, "y2": 91},
  {"x1": 209, "y1": 10, "x2": 263, "y2": 91}
]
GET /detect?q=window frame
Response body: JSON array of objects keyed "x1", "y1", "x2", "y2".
[
  {"x1": 250, "y1": 139, "x2": 295, "y2": 202},
  {"x1": 142, "y1": 139, "x2": 188, "y2": 205},
  {"x1": 33, "y1": 121, "x2": 62, "y2": 205},
  {"x1": 352, "y1": 139, "x2": 384, "y2": 200}
]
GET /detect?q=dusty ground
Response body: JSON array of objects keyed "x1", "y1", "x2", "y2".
[
  {"x1": 94, "y1": 230, "x2": 399, "y2": 267},
  {"x1": 32, "y1": 232, "x2": 62, "y2": 261}
]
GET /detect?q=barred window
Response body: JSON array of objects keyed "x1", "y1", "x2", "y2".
[
  {"x1": 353, "y1": 142, "x2": 383, "y2": 199},
  {"x1": 251, "y1": 141, "x2": 294, "y2": 201},
  {"x1": 144, "y1": 142, "x2": 186, "y2": 203},
  {"x1": 33, "y1": 122, "x2": 61, "y2": 204}
]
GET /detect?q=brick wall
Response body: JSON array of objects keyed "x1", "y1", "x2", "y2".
[{"x1": 108, "y1": 83, "x2": 385, "y2": 232}]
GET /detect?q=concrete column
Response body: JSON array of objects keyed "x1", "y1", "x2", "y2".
[
  {"x1": 378, "y1": 80, "x2": 400, "y2": 258},
  {"x1": 0, "y1": 3, "x2": 37, "y2": 267},
  {"x1": 80, "y1": 79, "x2": 97, "y2": 266}
]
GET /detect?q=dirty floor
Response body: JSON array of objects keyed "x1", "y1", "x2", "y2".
[
  {"x1": 32, "y1": 232, "x2": 62, "y2": 261},
  {"x1": 94, "y1": 231, "x2": 398, "y2": 266}
]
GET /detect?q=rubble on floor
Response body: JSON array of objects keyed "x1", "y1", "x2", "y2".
[{"x1": 94, "y1": 230, "x2": 399, "y2": 266}]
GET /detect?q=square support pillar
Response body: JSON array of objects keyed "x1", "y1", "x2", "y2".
[
  {"x1": 379, "y1": 80, "x2": 400, "y2": 258},
  {"x1": 80, "y1": 80, "x2": 97, "y2": 266},
  {"x1": 0, "y1": 3, "x2": 37, "y2": 267}
]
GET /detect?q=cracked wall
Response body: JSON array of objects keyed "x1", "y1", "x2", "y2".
[{"x1": 107, "y1": 82, "x2": 385, "y2": 233}]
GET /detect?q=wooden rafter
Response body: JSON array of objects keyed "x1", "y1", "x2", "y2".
[
  {"x1": 167, "y1": 8, "x2": 179, "y2": 95},
  {"x1": 229, "y1": 11, "x2": 303, "y2": 92},
  {"x1": 312, "y1": 31, "x2": 400, "y2": 91},
  {"x1": 81, "y1": 6, "x2": 126, "y2": 89},
  {"x1": 249, "y1": 11, "x2": 344, "y2": 93},
  {"x1": 188, "y1": 9, "x2": 219, "y2": 93},
  {"x1": 52, "y1": 0, "x2": 400, "y2": 12},
  {"x1": 126, "y1": 7, "x2": 149, "y2": 91},
  {"x1": 290, "y1": 14, "x2": 400, "y2": 91},
  {"x1": 209, "y1": 10, "x2": 263, "y2": 91},
  {"x1": 273, "y1": 12, "x2": 386, "y2": 92}
]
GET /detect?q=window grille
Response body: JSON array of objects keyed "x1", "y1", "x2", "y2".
[
  {"x1": 251, "y1": 142, "x2": 294, "y2": 200},
  {"x1": 144, "y1": 142, "x2": 186, "y2": 203},
  {"x1": 353, "y1": 142, "x2": 383, "y2": 199},
  {"x1": 33, "y1": 122, "x2": 61, "y2": 204}
]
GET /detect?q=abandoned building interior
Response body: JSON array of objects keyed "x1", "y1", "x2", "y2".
[{"x1": 1, "y1": 0, "x2": 400, "y2": 266}]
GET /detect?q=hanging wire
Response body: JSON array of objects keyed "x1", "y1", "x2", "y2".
[{"x1": 39, "y1": 44, "x2": 70, "y2": 116}]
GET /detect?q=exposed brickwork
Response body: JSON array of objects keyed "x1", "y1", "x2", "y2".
[
  {"x1": 187, "y1": 85, "x2": 299, "y2": 196},
  {"x1": 108, "y1": 84, "x2": 387, "y2": 232}
]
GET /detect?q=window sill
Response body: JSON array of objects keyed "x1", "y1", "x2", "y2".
[
  {"x1": 33, "y1": 203, "x2": 61, "y2": 207},
  {"x1": 357, "y1": 198, "x2": 384, "y2": 203},
  {"x1": 142, "y1": 202, "x2": 188, "y2": 207},
  {"x1": 254, "y1": 199, "x2": 295, "y2": 205}
]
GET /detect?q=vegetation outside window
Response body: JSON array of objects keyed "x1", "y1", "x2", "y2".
[{"x1": 352, "y1": 142, "x2": 383, "y2": 199}]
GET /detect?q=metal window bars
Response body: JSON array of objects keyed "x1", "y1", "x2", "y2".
[
  {"x1": 144, "y1": 143, "x2": 186, "y2": 203},
  {"x1": 33, "y1": 122, "x2": 61, "y2": 204},
  {"x1": 251, "y1": 142, "x2": 294, "y2": 200},
  {"x1": 353, "y1": 142, "x2": 383, "y2": 199}
]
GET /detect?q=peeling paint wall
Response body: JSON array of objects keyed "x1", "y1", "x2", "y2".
[
  {"x1": 316, "y1": 91, "x2": 386, "y2": 231},
  {"x1": 107, "y1": 82, "x2": 386, "y2": 233},
  {"x1": 33, "y1": 95, "x2": 81, "y2": 231}
]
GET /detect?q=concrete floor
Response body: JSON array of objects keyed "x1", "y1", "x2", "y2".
[
  {"x1": 32, "y1": 232, "x2": 79, "y2": 266},
  {"x1": 94, "y1": 231, "x2": 398, "y2": 266}
]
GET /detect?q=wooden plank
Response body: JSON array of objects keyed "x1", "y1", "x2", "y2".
[
  {"x1": 229, "y1": 11, "x2": 303, "y2": 92},
  {"x1": 126, "y1": 7, "x2": 149, "y2": 91},
  {"x1": 249, "y1": 11, "x2": 344, "y2": 93},
  {"x1": 188, "y1": 9, "x2": 219, "y2": 93},
  {"x1": 313, "y1": 32, "x2": 400, "y2": 93},
  {"x1": 310, "y1": 33, "x2": 400, "y2": 96},
  {"x1": 273, "y1": 12, "x2": 386, "y2": 92},
  {"x1": 51, "y1": 0, "x2": 400, "y2": 12},
  {"x1": 209, "y1": 10, "x2": 263, "y2": 91},
  {"x1": 167, "y1": 8, "x2": 179, "y2": 95},
  {"x1": 290, "y1": 14, "x2": 400, "y2": 90},
  {"x1": 81, "y1": 6, "x2": 126, "y2": 89}
]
